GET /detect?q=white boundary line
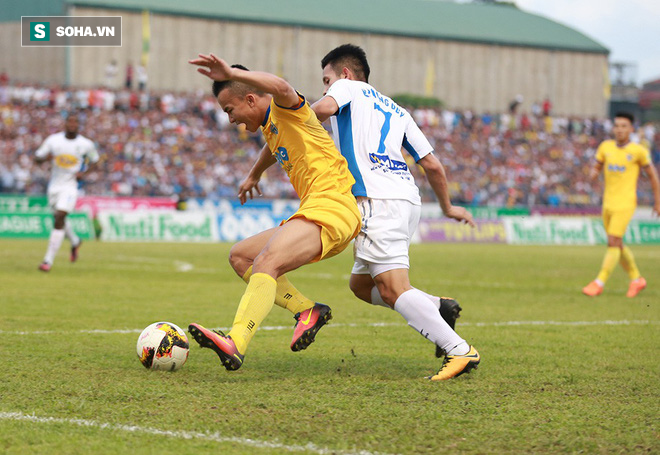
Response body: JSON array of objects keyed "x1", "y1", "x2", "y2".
[
  {"x1": 0, "y1": 411, "x2": 391, "y2": 455},
  {"x1": 0, "y1": 320, "x2": 655, "y2": 336}
]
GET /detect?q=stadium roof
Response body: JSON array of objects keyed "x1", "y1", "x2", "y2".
[{"x1": 8, "y1": 0, "x2": 608, "y2": 54}]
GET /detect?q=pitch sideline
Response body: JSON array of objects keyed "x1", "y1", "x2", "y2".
[
  {"x1": 0, "y1": 319, "x2": 655, "y2": 336},
  {"x1": 0, "y1": 411, "x2": 392, "y2": 455}
]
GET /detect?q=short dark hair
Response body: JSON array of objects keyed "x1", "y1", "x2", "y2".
[
  {"x1": 614, "y1": 111, "x2": 634, "y2": 124},
  {"x1": 321, "y1": 44, "x2": 370, "y2": 83},
  {"x1": 211, "y1": 64, "x2": 261, "y2": 98}
]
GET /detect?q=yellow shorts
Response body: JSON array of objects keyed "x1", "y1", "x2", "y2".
[
  {"x1": 602, "y1": 207, "x2": 635, "y2": 238},
  {"x1": 284, "y1": 191, "x2": 361, "y2": 263}
]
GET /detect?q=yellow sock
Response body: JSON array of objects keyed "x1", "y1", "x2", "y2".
[
  {"x1": 228, "y1": 273, "x2": 276, "y2": 354},
  {"x1": 619, "y1": 246, "x2": 641, "y2": 280},
  {"x1": 596, "y1": 247, "x2": 621, "y2": 283},
  {"x1": 242, "y1": 266, "x2": 315, "y2": 314}
]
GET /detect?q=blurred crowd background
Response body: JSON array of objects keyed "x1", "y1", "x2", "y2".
[{"x1": 1, "y1": 82, "x2": 659, "y2": 208}]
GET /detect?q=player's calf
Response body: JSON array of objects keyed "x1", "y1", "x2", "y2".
[{"x1": 435, "y1": 297, "x2": 462, "y2": 357}]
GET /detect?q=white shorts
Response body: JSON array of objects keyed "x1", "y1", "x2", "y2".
[
  {"x1": 48, "y1": 185, "x2": 78, "y2": 213},
  {"x1": 351, "y1": 198, "x2": 420, "y2": 276}
]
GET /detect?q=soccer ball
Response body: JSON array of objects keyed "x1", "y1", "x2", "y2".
[{"x1": 136, "y1": 322, "x2": 189, "y2": 371}]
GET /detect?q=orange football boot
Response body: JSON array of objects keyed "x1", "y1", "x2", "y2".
[
  {"x1": 582, "y1": 281, "x2": 603, "y2": 297},
  {"x1": 626, "y1": 277, "x2": 647, "y2": 298}
]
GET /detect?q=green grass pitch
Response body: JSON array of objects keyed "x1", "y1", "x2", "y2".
[{"x1": 1, "y1": 239, "x2": 658, "y2": 454}]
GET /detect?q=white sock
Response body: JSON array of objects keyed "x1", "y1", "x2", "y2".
[
  {"x1": 64, "y1": 219, "x2": 80, "y2": 246},
  {"x1": 393, "y1": 289, "x2": 467, "y2": 355},
  {"x1": 44, "y1": 229, "x2": 65, "y2": 265},
  {"x1": 414, "y1": 288, "x2": 441, "y2": 310},
  {"x1": 370, "y1": 287, "x2": 393, "y2": 309}
]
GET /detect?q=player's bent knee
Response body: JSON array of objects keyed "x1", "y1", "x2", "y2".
[
  {"x1": 228, "y1": 244, "x2": 252, "y2": 276},
  {"x1": 53, "y1": 212, "x2": 67, "y2": 229},
  {"x1": 607, "y1": 236, "x2": 623, "y2": 248},
  {"x1": 252, "y1": 249, "x2": 286, "y2": 278}
]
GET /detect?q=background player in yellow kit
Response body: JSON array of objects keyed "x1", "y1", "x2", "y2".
[
  {"x1": 582, "y1": 112, "x2": 660, "y2": 298},
  {"x1": 186, "y1": 54, "x2": 360, "y2": 371}
]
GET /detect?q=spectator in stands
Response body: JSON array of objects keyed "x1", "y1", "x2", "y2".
[
  {"x1": 508, "y1": 94, "x2": 523, "y2": 114},
  {"x1": 105, "y1": 60, "x2": 118, "y2": 88},
  {"x1": 125, "y1": 62, "x2": 133, "y2": 89},
  {"x1": 137, "y1": 65, "x2": 148, "y2": 91},
  {"x1": 543, "y1": 97, "x2": 552, "y2": 116}
]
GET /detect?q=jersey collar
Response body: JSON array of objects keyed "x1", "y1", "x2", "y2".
[{"x1": 261, "y1": 106, "x2": 271, "y2": 127}]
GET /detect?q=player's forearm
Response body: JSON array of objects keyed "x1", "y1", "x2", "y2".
[
  {"x1": 34, "y1": 153, "x2": 50, "y2": 163},
  {"x1": 311, "y1": 97, "x2": 339, "y2": 123},
  {"x1": 230, "y1": 68, "x2": 298, "y2": 107},
  {"x1": 647, "y1": 165, "x2": 660, "y2": 205},
  {"x1": 248, "y1": 144, "x2": 277, "y2": 179},
  {"x1": 420, "y1": 155, "x2": 452, "y2": 213},
  {"x1": 85, "y1": 162, "x2": 98, "y2": 174}
]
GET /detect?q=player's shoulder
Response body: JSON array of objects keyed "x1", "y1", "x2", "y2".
[
  {"x1": 599, "y1": 139, "x2": 616, "y2": 147},
  {"x1": 76, "y1": 134, "x2": 96, "y2": 146},
  {"x1": 47, "y1": 131, "x2": 65, "y2": 141},
  {"x1": 330, "y1": 78, "x2": 370, "y2": 95},
  {"x1": 596, "y1": 139, "x2": 615, "y2": 153},
  {"x1": 628, "y1": 141, "x2": 649, "y2": 153}
]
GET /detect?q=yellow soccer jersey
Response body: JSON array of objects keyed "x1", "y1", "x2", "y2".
[
  {"x1": 596, "y1": 140, "x2": 651, "y2": 210},
  {"x1": 260, "y1": 94, "x2": 355, "y2": 200}
]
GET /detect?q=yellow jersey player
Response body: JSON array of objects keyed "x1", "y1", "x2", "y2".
[
  {"x1": 186, "y1": 54, "x2": 361, "y2": 371},
  {"x1": 583, "y1": 112, "x2": 660, "y2": 297}
]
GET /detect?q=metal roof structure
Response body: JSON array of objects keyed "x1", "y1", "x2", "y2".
[{"x1": 4, "y1": 0, "x2": 608, "y2": 54}]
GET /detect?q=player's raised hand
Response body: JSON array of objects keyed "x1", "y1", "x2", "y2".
[
  {"x1": 237, "y1": 175, "x2": 262, "y2": 205},
  {"x1": 189, "y1": 53, "x2": 233, "y2": 81},
  {"x1": 445, "y1": 206, "x2": 476, "y2": 227}
]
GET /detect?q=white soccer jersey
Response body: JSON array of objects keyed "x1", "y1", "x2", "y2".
[
  {"x1": 326, "y1": 79, "x2": 433, "y2": 204},
  {"x1": 35, "y1": 132, "x2": 99, "y2": 190}
]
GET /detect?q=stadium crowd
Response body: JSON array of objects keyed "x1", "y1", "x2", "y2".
[{"x1": 1, "y1": 83, "x2": 659, "y2": 207}]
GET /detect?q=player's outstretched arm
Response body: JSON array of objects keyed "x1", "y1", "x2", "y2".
[
  {"x1": 311, "y1": 96, "x2": 339, "y2": 123},
  {"x1": 238, "y1": 144, "x2": 277, "y2": 205},
  {"x1": 418, "y1": 153, "x2": 475, "y2": 227},
  {"x1": 589, "y1": 161, "x2": 603, "y2": 180},
  {"x1": 34, "y1": 139, "x2": 52, "y2": 163},
  {"x1": 189, "y1": 53, "x2": 299, "y2": 108},
  {"x1": 643, "y1": 163, "x2": 660, "y2": 216}
]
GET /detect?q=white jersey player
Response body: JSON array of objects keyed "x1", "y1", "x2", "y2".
[
  {"x1": 34, "y1": 115, "x2": 99, "y2": 271},
  {"x1": 312, "y1": 44, "x2": 479, "y2": 380}
]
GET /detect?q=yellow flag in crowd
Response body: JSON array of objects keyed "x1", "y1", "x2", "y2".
[
  {"x1": 603, "y1": 63, "x2": 611, "y2": 100},
  {"x1": 425, "y1": 57, "x2": 435, "y2": 97},
  {"x1": 141, "y1": 10, "x2": 150, "y2": 68}
]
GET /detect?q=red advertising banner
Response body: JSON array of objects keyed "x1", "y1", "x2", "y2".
[{"x1": 76, "y1": 196, "x2": 177, "y2": 216}]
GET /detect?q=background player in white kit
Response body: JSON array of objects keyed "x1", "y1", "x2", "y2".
[
  {"x1": 34, "y1": 114, "x2": 99, "y2": 272},
  {"x1": 313, "y1": 44, "x2": 479, "y2": 381}
]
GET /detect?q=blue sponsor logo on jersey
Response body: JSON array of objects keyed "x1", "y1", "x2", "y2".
[
  {"x1": 607, "y1": 164, "x2": 626, "y2": 173},
  {"x1": 369, "y1": 153, "x2": 408, "y2": 171},
  {"x1": 270, "y1": 123, "x2": 279, "y2": 134},
  {"x1": 274, "y1": 146, "x2": 293, "y2": 173}
]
